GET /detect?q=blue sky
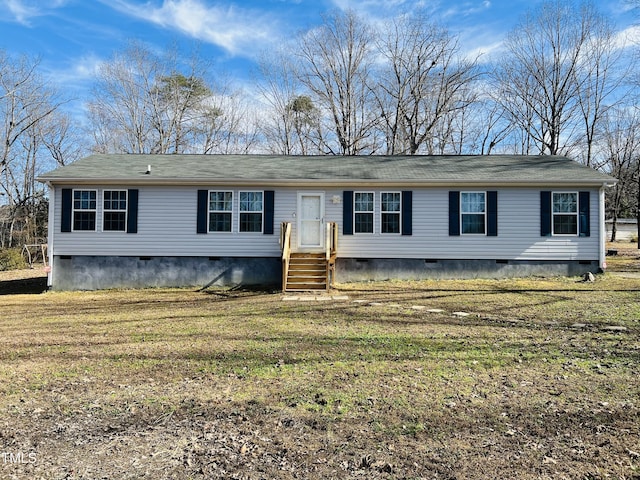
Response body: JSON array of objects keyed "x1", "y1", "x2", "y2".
[{"x1": 0, "y1": 0, "x2": 637, "y2": 112}]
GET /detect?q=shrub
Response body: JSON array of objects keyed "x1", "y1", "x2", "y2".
[
  {"x1": 630, "y1": 234, "x2": 638, "y2": 244},
  {"x1": 0, "y1": 248, "x2": 27, "y2": 271}
]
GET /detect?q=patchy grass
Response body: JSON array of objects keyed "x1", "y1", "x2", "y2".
[
  {"x1": 606, "y1": 241, "x2": 640, "y2": 273},
  {"x1": 0, "y1": 271, "x2": 639, "y2": 479}
]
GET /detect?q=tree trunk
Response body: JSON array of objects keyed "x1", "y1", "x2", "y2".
[{"x1": 611, "y1": 216, "x2": 617, "y2": 242}]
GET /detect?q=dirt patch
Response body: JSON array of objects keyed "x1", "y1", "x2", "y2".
[{"x1": 6, "y1": 393, "x2": 637, "y2": 480}]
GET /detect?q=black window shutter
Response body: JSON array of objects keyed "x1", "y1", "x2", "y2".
[
  {"x1": 343, "y1": 191, "x2": 353, "y2": 235},
  {"x1": 487, "y1": 191, "x2": 498, "y2": 236},
  {"x1": 448, "y1": 191, "x2": 460, "y2": 236},
  {"x1": 579, "y1": 191, "x2": 590, "y2": 237},
  {"x1": 540, "y1": 191, "x2": 552, "y2": 237},
  {"x1": 197, "y1": 190, "x2": 208, "y2": 234},
  {"x1": 61, "y1": 188, "x2": 72, "y2": 232},
  {"x1": 401, "y1": 191, "x2": 412, "y2": 236},
  {"x1": 264, "y1": 190, "x2": 274, "y2": 235},
  {"x1": 126, "y1": 189, "x2": 139, "y2": 234}
]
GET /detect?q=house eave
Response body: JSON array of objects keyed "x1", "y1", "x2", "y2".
[{"x1": 36, "y1": 177, "x2": 617, "y2": 188}]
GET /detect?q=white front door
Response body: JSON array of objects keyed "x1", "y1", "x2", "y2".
[{"x1": 298, "y1": 192, "x2": 324, "y2": 249}]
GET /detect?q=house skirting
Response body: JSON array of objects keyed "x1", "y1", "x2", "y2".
[
  {"x1": 335, "y1": 258, "x2": 600, "y2": 282},
  {"x1": 51, "y1": 255, "x2": 282, "y2": 291},
  {"x1": 50, "y1": 255, "x2": 600, "y2": 291}
]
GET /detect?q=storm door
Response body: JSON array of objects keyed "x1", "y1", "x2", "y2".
[{"x1": 298, "y1": 192, "x2": 324, "y2": 249}]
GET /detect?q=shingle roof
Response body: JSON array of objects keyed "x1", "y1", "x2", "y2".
[{"x1": 38, "y1": 154, "x2": 616, "y2": 186}]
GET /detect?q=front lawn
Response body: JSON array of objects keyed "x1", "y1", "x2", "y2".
[{"x1": 0, "y1": 263, "x2": 638, "y2": 479}]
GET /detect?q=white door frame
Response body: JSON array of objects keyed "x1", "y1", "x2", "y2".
[{"x1": 297, "y1": 192, "x2": 325, "y2": 249}]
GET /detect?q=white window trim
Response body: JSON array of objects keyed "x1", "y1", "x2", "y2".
[
  {"x1": 354, "y1": 191, "x2": 375, "y2": 235},
  {"x1": 102, "y1": 189, "x2": 128, "y2": 233},
  {"x1": 552, "y1": 191, "x2": 579, "y2": 237},
  {"x1": 208, "y1": 190, "x2": 234, "y2": 233},
  {"x1": 71, "y1": 189, "x2": 98, "y2": 232},
  {"x1": 380, "y1": 191, "x2": 401, "y2": 235},
  {"x1": 460, "y1": 191, "x2": 487, "y2": 236},
  {"x1": 239, "y1": 190, "x2": 264, "y2": 233}
]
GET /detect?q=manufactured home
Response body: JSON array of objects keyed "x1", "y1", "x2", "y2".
[{"x1": 37, "y1": 154, "x2": 615, "y2": 291}]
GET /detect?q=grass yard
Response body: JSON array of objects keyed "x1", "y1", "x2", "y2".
[{"x1": 0, "y1": 244, "x2": 639, "y2": 479}]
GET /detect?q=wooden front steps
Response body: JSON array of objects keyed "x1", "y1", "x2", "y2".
[{"x1": 284, "y1": 252, "x2": 328, "y2": 291}]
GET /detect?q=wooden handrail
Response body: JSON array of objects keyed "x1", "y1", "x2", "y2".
[
  {"x1": 326, "y1": 222, "x2": 331, "y2": 262},
  {"x1": 281, "y1": 221, "x2": 291, "y2": 260},
  {"x1": 282, "y1": 221, "x2": 335, "y2": 292},
  {"x1": 332, "y1": 222, "x2": 338, "y2": 256},
  {"x1": 281, "y1": 222, "x2": 292, "y2": 292},
  {"x1": 325, "y1": 222, "x2": 338, "y2": 289}
]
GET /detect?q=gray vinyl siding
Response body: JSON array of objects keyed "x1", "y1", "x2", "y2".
[
  {"x1": 52, "y1": 185, "x2": 287, "y2": 257},
  {"x1": 51, "y1": 185, "x2": 601, "y2": 260},
  {"x1": 336, "y1": 187, "x2": 599, "y2": 260}
]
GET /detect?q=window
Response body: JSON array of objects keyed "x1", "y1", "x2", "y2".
[
  {"x1": 552, "y1": 192, "x2": 578, "y2": 235},
  {"x1": 239, "y1": 191, "x2": 263, "y2": 232},
  {"x1": 381, "y1": 192, "x2": 401, "y2": 234},
  {"x1": 103, "y1": 190, "x2": 127, "y2": 231},
  {"x1": 354, "y1": 192, "x2": 374, "y2": 233},
  {"x1": 62, "y1": 188, "x2": 137, "y2": 234},
  {"x1": 461, "y1": 192, "x2": 486, "y2": 234},
  {"x1": 72, "y1": 190, "x2": 97, "y2": 231},
  {"x1": 209, "y1": 191, "x2": 233, "y2": 232}
]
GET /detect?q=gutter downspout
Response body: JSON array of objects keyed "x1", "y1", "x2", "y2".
[
  {"x1": 46, "y1": 182, "x2": 54, "y2": 287},
  {"x1": 599, "y1": 184, "x2": 606, "y2": 271}
]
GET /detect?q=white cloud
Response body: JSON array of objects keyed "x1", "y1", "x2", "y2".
[
  {"x1": 442, "y1": 0, "x2": 492, "y2": 19},
  {"x1": 0, "y1": 0, "x2": 68, "y2": 25},
  {"x1": 463, "y1": 41, "x2": 504, "y2": 64},
  {"x1": 2, "y1": 0, "x2": 37, "y2": 24},
  {"x1": 43, "y1": 54, "x2": 104, "y2": 93},
  {"x1": 331, "y1": 0, "x2": 411, "y2": 9},
  {"x1": 69, "y1": 54, "x2": 104, "y2": 79},
  {"x1": 608, "y1": 0, "x2": 637, "y2": 15},
  {"x1": 613, "y1": 25, "x2": 640, "y2": 50},
  {"x1": 328, "y1": 0, "x2": 504, "y2": 65},
  {"x1": 330, "y1": 0, "x2": 437, "y2": 20},
  {"x1": 107, "y1": 0, "x2": 282, "y2": 57}
]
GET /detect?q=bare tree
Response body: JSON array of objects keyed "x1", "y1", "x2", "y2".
[
  {"x1": 196, "y1": 82, "x2": 261, "y2": 154},
  {"x1": 296, "y1": 10, "x2": 378, "y2": 155},
  {"x1": 41, "y1": 112, "x2": 84, "y2": 167},
  {"x1": 494, "y1": 1, "x2": 621, "y2": 158},
  {"x1": 375, "y1": 14, "x2": 480, "y2": 155},
  {"x1": 436, "y1": 93, "x2": 513, "y2": 155},
  {"x1": 462, "y1": 92, "x2": 514, "y2": 155},
  {"x1": 89, "y1": 42, "x2": 200, "y2": 154},
  {"x1": 256, "y1": 51, "x2": 299, "y2": 155},
  {"x1": 256, "y1": 51, "x2": 321, "y2": 154},
  {"x1": 88, "y1": 42, "x2": 258, "y2": 155},
  {"x1": 0, "y1": 50, "x2": 72, "y2": 247},
  {"x1": 574, "y1": 6, "x2": 630, "y2": 167},
  {"x1": 602, "y1": 107, "x2": 640, "y2": 243},
  {"x1": 491, "y1": 65, "x2": 542, "y2": 155},
  {"x1": 87, "y1": 42, "x2": 160, "y2": 153}
]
